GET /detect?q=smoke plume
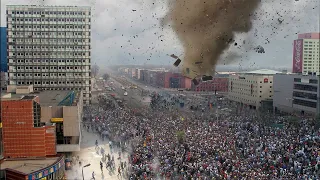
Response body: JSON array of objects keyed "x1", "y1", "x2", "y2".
[{"x1": 163, "y1": 0, "x2": 261, "y2": 78}]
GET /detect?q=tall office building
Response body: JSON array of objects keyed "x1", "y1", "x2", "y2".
[
  {"x1": 6, "y1": 5, "x2": 92, "y2": 104},
  {"x1": 292, "y1": 32, "x2": 320, "y2": 75}
]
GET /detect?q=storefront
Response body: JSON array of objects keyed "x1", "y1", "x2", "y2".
[
  {"x1": 1, "y1": 155, "x2": 65, "y2": 180},
  {"x1": 27, "y1": 156, "x2": 65, "y2": 180}
]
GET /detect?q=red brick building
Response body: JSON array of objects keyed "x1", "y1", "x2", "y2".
[
  {"x1": 1, "y1": 95, "x2": 56, "y2": 158},
  {"x1": 192, "y1": 77, "x2": 228, "y2": 92},
  {"x1": 155, "y1": 72, "x2": 192, "y2": 89}
]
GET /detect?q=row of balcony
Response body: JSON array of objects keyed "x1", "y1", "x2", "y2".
[
  {"x1": 8, "y1": 55, "x2": 90, "y2": 58},
  {"x1": 10, "y1": 76, "x2": 90, "y2": 79},
  {"x1": 8, "y1": 62, "x2": 90, "y2": 66},
  {"x1": 8, "y1": 49, "x2": 90, "y2": 52},
  {"x1": 10, "y1": 83, "x2": 91, "y2": 87},
  {"x1": 8, "y1": 29, "x2": 90, "y2": 32},
  {"x1": 9, "y1": 42, "x2": 90, "y2": 45},
  {"x1": 9, "y1": 69, "x2": 90, "y2": 72},
  {"x1": 8, "y1": 21, "x2": 91, "y2": 25}
]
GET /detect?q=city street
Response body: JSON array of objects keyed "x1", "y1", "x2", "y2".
[{"x1": 66, "y1": 127, "x2": 129, "y2": 180}]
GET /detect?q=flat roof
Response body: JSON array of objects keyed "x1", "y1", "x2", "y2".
[
  {"x1": 8, "y1": 91, "x2": 77, "y2": 106},
  {"x1": 0, "y1": 157, "x2": 59, "y2": 174},
  {"x1": 37, "y1": 91, "x2": 70, "y2": 106},
  {"x1": 244, "y1": 69, "x2": 282, "y2": 75}
]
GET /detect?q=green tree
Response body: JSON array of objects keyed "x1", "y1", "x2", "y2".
[{"x1": 176, "y1": 130, "x2": 186, "y2": 144}]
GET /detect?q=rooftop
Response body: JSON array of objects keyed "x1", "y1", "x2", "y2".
[
  {"x1": 6, "y1": 90, "x2": 79, "y2": 106},
  {"x1": 0, "y1": 157, "x2": 59, "y2": 174},
  {"x1": 244, "y1": 69, "x2": 282, "y2": 75}
]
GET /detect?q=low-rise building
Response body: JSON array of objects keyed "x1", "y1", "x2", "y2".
[
  {"x1": 2, "y1": 85, "x2": 83, "y2": 153},
  {"x1": 0, "y1": 88, "x2": 67, "y2": 180},
  {"x1": 155, "y1": 72, "x2": 191, "y2": 89},
  {"x1": 228, "y1": 69, "x2": 281, "y2": 109},
  {"x1": 192, "y1": 77, "x2": 228, "y2": 92},
  {"x1": 0, "y1": 155, "x2": 65, "y2": 180},
  {"x1": 273, "y1": 74, "x2": 319, "y2": 116}
]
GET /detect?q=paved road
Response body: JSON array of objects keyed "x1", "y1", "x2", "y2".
[
  {"x1": 110, "y1": 77, "x2": 150, "y2": 109},
  {"x1": 66, "y1": 128, "x2": 129, "y2": 180}
]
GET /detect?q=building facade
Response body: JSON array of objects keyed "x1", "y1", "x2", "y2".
[
  {"x1": 2, "y1": 86, "x2": 83, "y2": 153},
  {"x1": 192, "y1": 77, "x2": 228, "y2": 92},
  {"x1": 0, "y1": 155, "x2": 65, "y2": 180},
  {"x1": 1, "y1": 95, "x2": 56, "y2": 158},
  {"x1": 273, "y1": 74, "x2": 319, "y2": 116},
  {"x1": 228, "y1": 69, "x2": 280, "y2": 109},
  {"x1": 6, "y1": 5, "x2": 92, "y2": 104},
  {"x1": 154, "y1": 72, "x2": 192, "y2": 89},
  {"x1": 292, "y1": 32, "x2": 320, "y2": 75},
  {"x1": 0, "y1": 27, "x2": 7, "y2": 72}
]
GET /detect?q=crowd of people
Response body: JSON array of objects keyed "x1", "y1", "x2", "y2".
[{"x1": 83, "y1": 94, "x2": 319, "y2": 180}]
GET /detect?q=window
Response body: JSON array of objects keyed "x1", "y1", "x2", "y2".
[
  {"x1": 293, "y1": 84, "x2": 317, "y2": 92},
  {"x1": 294, "y1": 78, "x2": 301, "y2": 82},
  {"x1": 293, "y1": 91, "x2": 317, "y2": 100},
  {"x1": 309, "y1": 79, "x2": 318, "y2": 84},
  {"x1": 293, "y1": 98, "x2": 317, "y2": 108}
]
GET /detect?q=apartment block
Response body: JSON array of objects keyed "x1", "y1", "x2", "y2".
[
  {"x1": 6, "y1": 5, "x2": 92, "y2": 104},
  {"x1": 228, "y1": 69, "x2": 281, "y2": 109},
  {"x1": 292, "y1": 32, "x2": 320, "y2": 75}
]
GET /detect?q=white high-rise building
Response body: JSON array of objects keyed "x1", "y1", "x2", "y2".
[
  {"x1": 292, "y1": 33, "x2": 320, "y2": 75},
  {"x1": 6, "y1": 5, "x2": 92, "y2": 104}
]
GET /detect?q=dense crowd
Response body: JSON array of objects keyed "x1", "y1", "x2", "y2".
[{"x1": 84, "y1": 97, "x2": 319, "y2": 180}]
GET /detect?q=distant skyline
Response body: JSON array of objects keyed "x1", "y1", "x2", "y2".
[{"x1": 1, "y1": 0, "x2": 319, "y2": 70}]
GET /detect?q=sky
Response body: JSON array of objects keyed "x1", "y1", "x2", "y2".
[{"x1": 0, "y1": 0, "x2": 319, "y2": 71}]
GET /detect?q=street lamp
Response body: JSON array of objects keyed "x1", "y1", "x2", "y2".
[{"x1": 82, "y1": 163, "x2": 91, "y2": 180}]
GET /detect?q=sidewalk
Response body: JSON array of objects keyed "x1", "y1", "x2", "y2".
[{"x1": 65, "y1": 127, "x2": 129, "y2": 180}]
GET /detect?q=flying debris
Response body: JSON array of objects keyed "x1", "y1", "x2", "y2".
[
  {"x1": 254, "y1": 45, "x2": 265, "y2": 53},
  {"x1": 201, "y1": 75, "x2": 213, "y2": 82},
  {"x1": 170, "y1": 54, "x2": 179, "y2": 59},
  {"x1": 173, "y1": 59, "x2": 182, "y2": 67},
  {"x1": 277, "y1": 18, "x2": 284, "y2": 24},
  {"x1": 192, "y1": 79, "x2": 199, "y2": 86}
]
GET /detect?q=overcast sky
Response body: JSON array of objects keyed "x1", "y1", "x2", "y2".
[{"x1": 1, "y1": 0, "x2": 319, "y2": 70}]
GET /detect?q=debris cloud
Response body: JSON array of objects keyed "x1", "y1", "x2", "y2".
[{"x1": 163, "y1": 0, "x2": 261, "y2": 78}]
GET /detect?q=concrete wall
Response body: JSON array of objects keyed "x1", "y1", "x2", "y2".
[
  {"x1": 273, "y1": 74, "x2": 295, "y2": 112},
  {"x1": 273, "y1": 74, "x2": 319, "y2": 115},
  {"x1": 16, "y1": 85, "x2": 33, "y2": 94},
  {"x1": 63, "y1": 106, "x2": 80, "y2": 136}
]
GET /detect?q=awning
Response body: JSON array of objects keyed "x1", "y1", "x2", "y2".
[{"x1": 51, "y1": 118, "x2": 63, "y2": 123}]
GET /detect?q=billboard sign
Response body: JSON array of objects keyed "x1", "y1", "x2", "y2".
[{"x1": 292, "y1": 39, "x2": 303, "y2": 73}]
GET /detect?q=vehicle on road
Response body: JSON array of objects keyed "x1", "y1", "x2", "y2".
[
  {"x1": 121, "y1": 86, "x2": 125, "y2": 90},
  {"x1": 124, "y1": 92, "x2": 128, "y2": 96},
  {"x1": 106, "y1": 87, "x2": 112, "y2": 91},
  {"x1": 133, "y1": 86, "x2": 137, "y2": 89}
]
